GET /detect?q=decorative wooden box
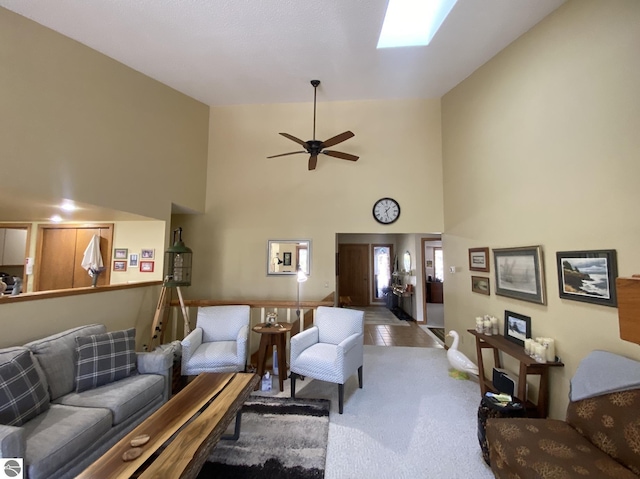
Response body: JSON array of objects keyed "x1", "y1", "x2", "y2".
[{"x1": 617, "y1": 275, "x2": 640, "y2": 344}]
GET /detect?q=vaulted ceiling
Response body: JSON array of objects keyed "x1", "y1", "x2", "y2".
[{"x1": 1, "y1": 0, "x2": 565, "y2": 106}]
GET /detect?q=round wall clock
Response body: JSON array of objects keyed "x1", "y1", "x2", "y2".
[{"x1": 372, "y1": 197, "x2": 400, "y2": 225}]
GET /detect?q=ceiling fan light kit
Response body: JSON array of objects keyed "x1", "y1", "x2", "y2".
[{"x1": 267, "y1": 80, "x2": 359, "y2": 171}]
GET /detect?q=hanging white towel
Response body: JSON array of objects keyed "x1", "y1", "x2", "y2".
[{"x1": 81, "y1": 234, "x2": 104, "y2": 275}]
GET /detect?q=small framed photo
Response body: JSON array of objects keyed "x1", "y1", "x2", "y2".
[
  {"x1": 141, "y1": 249, "x2": 155, "y2": 259},
  {"x1": 471, "y1": 276, "x2": 490, "y2": 295},
  {"x1": 140, "y1": 261, "x2": 154, "y2": 272},
  {"x1": 283, "y1": 252, "x2": 292, "y2": 266},
  {"x1": 493, "y1": 245, "x2": 546, "y2": 305},
  {"x1": 113, "y1": 260, "x2": 127, "y2": 272},
  {"x1": 114, "y1": 248, "x2": 128, "y2": 260},
  {"x1": 469, "y1": 247, "x2": 489, "y2": 272},
  {"x1": 556, "y1": 250, "x2": 618, "y2": 307},
  {"x1": 129, "y1": 254, "x2": 138, "y2": 267},
  {"x1": 504, "y1": 310, "x2": 531, "y2": 346}
]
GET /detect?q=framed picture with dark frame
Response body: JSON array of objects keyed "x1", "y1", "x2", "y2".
[
  {"x1": 471, "y1": 276, "x2": 490, "y2": 295},
  {"x1": 469, "y1": 247, "x2": 490, "y2": 272},
  {"x1": 283, "y1": 252, "x2": 292, "y2": 266},
  {"x1": 493, "y1": 246, "x2": 546, "y2": 305},
  {"x1": 114, "y1": 248, "x2": 128, "y2": 260},
  {"x1": 504, "y1": 310, "x2": 531, "y2": 346},
  {"x1": 556, "y1": 250, "x2": 618, "y2": 307}
]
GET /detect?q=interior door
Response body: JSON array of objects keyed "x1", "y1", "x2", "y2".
[
  {"x1": 36, "y1": 224, "x2": 113, "y2": 291},
  {"x1": 338, "y1": 243, "x2": 369, "y2": 306}
]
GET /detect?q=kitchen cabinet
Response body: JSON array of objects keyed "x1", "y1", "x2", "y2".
[{"x1": 0, "y1": 228, "x2": 27, "y2": 266}]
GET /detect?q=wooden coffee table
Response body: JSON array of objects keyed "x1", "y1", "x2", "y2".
[{"x1": 77, "y1": 372, "x2": 259, "y2": 479}]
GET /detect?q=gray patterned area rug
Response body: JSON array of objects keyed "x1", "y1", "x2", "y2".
[{"x1": 198, "y1": 397, "x2": 330, "y2": 479}]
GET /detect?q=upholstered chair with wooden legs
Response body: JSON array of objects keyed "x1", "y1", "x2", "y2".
[
  {"x1": 289, "y1": 306, "x2": 364, "y2": 414},
  {"x1": 181, "y1": 305, "x2": 250, "y2": 375}
]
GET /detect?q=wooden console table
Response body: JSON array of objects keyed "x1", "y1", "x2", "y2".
[{"x1": 468, "y1": 329, "x2": 564, "y2": 418}]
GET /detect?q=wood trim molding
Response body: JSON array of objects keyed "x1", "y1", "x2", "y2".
[{"x1": 0, "y1": 280, "x2": 162, "y2": 305}]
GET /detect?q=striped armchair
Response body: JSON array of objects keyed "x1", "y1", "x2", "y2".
[
  {"x1": 290, "y1": 306, "x2": 364, "y2": 414},
  {"x1": 181, "y1": 305, "x2": 250, "y2": 375}
]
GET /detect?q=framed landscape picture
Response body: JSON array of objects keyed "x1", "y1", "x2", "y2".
[
  {"x1": 471, "y1": 276, "x2": 490, "y2": 295},
  {"x1": 469, "y1": 247, "x2": 489, "y2": 272},
  {"x1": 493, "y1": 246, "x2": 546, "y2": 305},
  {"x1": 114, "y1": 248, "x2": 128, "y2": 260},
  {"x1": 504, "y1": 310, "x2": 531, "y2": 346},
  {"x1": 556, "y1": 250, "x2": 617, "y2": 307}
]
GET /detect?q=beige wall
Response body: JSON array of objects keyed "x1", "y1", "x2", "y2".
[
  {"x1": 441, "y1": 0, "x2": 640, "y2": 418},
  {"x1": 176, "y1": 98, "x2": 444, "y2": 302},
  {"x1": 0, "y1": 286, "x2": 160, "y2": 350},
  {"x1": 0, "y1": 7, "x2": 209, "y2": 221},
  {"x1": 0, "y1": 8, "x2": 209, "y2": 346},
  {"x1": 111, "y1": 221, "x2": 166, "y2": 283}
]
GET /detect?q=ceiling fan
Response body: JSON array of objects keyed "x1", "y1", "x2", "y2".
[{"x1": 267, "y1": 80, "x2": 359, "y2": 170}]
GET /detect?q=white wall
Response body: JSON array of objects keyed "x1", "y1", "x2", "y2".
[{"x1": 441, "y1": 0, "x2": 640, "y2": 418}]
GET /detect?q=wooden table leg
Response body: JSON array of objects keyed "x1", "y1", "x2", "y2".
[
  {"x1": 255, "y1": 334, "x2": 271, "y2": 390},
  {"x1": 276, "y1": 333, "x2": 287, "y2": 392},
  {"x1": 475, "y1": 336, "x2": 487, "y2": 395}
]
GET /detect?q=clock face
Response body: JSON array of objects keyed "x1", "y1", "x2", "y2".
[{"x1": 372, "y1": 197, "x2": 400, "y2": 225}]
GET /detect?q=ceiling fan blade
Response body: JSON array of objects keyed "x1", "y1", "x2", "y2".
[
  {"x1": 279, "y1": 133, "x2": 310, "y2": 149},
  {"x1": 322, "y1": 150, "x2": 359, "y2": 162},
  {"x1": 321, "y1": 131, "x2": 355, "y2": 148},
  {"x1": 267, "y1": 151, "x2": 306, "y2": 158},
  {"x1": 308, "y1": 154, "x2": 318, "y2": 170}
]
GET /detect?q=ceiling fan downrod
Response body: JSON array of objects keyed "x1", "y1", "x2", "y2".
[{"x1": 311, "y1": 79, "x2": 320, "y2": 141}]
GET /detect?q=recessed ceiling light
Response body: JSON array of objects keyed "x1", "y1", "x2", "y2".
[
  {"x1": 60, "y1": 200, "x2": 76, "y2": 211},
  {"x1": 50, "y1": 215, "x2": 63, "y2": 223},
  {"x1": 377, "y1": 0, "x2": 458, "y2": 49}
]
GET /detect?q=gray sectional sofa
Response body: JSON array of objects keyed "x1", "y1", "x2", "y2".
[{"x1": 0, "y1": 324, "x2": 174, "y2": 479}]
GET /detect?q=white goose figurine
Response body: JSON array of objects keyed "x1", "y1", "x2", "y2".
[{"x1": 447, "y1": 330, "x2": 479, "y2": 377}]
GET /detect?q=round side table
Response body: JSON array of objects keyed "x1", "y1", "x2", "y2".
[{"x1": 252, "y1": 322, "x2": 292, "y2": 392}]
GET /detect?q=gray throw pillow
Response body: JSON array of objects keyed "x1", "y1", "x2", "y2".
[
  {"x1": 0, "y1": 350, "x2": 50, "y2": 426},
  {"x1": 75, "y1": 328, "x2": 137, "y2": 393}
]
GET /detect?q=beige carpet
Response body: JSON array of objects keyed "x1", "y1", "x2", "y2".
[{"x1": 351, "y1": 305, "x2": 410, "y2": 327}]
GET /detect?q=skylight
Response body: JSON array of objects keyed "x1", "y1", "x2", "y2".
[{"x1": 377, "y1": 0, "x2": 458, "y2": 49}]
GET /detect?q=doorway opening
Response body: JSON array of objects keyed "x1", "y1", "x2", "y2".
[
  {"x1": 421, "y1": 237, "x2": 444, "y2": 332},
  {"x1": 371, "y1": 244, "x2": 394, "y2": 304}
]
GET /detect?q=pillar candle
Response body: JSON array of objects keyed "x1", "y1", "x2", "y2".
[
  {"x1": 524, "y1": 338, "x2": 532, "y2": 355},
  {"x1": 476, "y1": 317, "x2": 484, "y2": 333},
  {"x1": 544, "y1": 338, "x2": 556, "y2": 362},
  {"x1": 483, "y1": 319, "x2": 492, "y2": 335},
  {"x1": 535, "y1": 343, "x2": 546, "y2": 363},
  {"x1": 490, "y1": 316, "x2": 499, "y2": 335}
]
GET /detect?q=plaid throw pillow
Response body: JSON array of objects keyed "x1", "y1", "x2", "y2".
[
  {"x1": 75, "y1": 328, "x2": 137, "y2": 393},
  {"x1": 0, "y1": 350, "x2": 50, "y2": 426}
]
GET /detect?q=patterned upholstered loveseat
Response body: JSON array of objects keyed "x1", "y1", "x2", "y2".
[{"x1": 486, "y1": 351, "x2": 640, "y2": 478}]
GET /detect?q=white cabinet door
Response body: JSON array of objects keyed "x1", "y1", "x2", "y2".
[{"x1": 2, "y1": 229, "x2": 27, "y2": 266}]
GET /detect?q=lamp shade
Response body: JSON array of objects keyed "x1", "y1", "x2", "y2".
[{"x1": 163, "y1": 227, "x2": 192, "y2": 287}]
